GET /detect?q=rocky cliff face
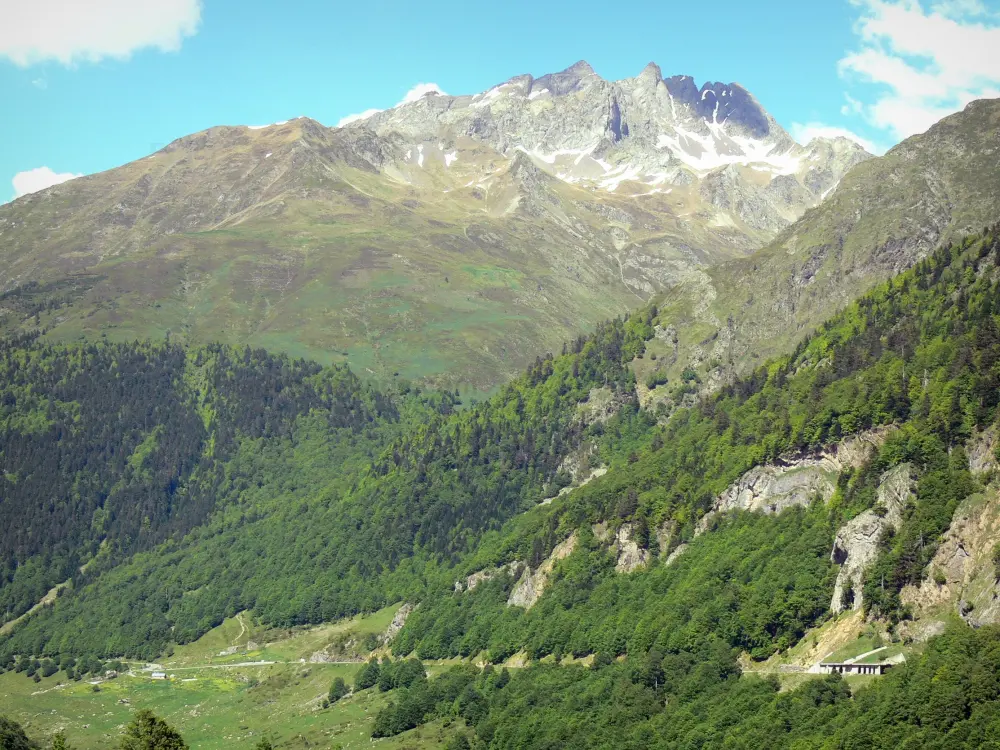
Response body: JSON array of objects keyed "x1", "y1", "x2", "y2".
[
  {"x1": 698, "y1": 428, "x2": 892, "y2": 534},
  {"x1": 830, "y1": 464, "x2": 915, "y2": 614},
  {"x1": 453, "y1": 562, "x2": 520, "y2": 593},
  {"x1": 968, "y1": 427, "x2": 999, "y2": 475},
  {"x1": 355, "y1": 61, "x2": 869, "y2": 228},
  {"x1": 613, "y1": 523, "x2": 651, "y2": 573},
  {"x1": 900, "y1": 485, "x2": 1000, "y2": 634},
  {"x1": 507, "y1": 534, "x2": 578, "y2": 609}
]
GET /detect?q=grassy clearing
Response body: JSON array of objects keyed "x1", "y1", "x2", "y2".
[
  {"x1": 0, "y1": 605, "x2": 456, "y2": 749},
  {"x1": 167, "y1": 604, "x2": 402, "y2": 667},
  {"x1": 0, "y1": 666, "x2": 452, "y2": 749}
]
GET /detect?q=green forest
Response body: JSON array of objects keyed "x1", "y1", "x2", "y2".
[{"x1": 3, "y1": 226, "x2": 1000, "y2": 748}]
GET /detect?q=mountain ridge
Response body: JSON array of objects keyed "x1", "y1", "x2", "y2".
[{"x1": 0, "y1": 61, "x2": 877, "y2": 393}]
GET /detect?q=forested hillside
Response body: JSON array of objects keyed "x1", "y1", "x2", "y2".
[
  {"x1": 356, "y1": 224, "x2": 1000, "y2": 745},
  {"x1": 0, "y1": 311, "x2": 653, "y2": 658},
  {"x1": 4, "y1": 225, "x2": 1000, "y2": 749},
  {"x1": 386, "y1": 224, "x2": 998, "y2": 661},
  {"x1": 370, "y1": 623, "x2": 1000, "y2": 748},
  {"x1": 0, "y1": 340, "x2": 409, "y2": 634},
  {"x1": 4, "y1": 226, "x2": 1000, "y2": 662}
]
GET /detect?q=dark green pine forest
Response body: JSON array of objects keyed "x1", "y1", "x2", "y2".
[{"x1": 4, "y1": 226, "x2": 1000, "y2": 748}]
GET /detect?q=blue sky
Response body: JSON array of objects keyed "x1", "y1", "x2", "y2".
[{"x1": 3, "y1": 0, "x2": 999, "y2": 199}]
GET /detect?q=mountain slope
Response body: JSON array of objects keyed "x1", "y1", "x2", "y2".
[
  {"x1": 0, "y1": 62, "x2": 868, "y2": 393},
  {"x1": 640, "y1": 97, "x2": 1000, "y2": 409},
  {"x1": 4, "y1": 225, "x2": 1000, "y2": 747},
  {"x1": 4, "y1": 223, "x2": 1000, "y2": 667}
]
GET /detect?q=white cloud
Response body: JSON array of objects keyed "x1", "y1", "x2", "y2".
[
  {"x1": 0, "y1": 0, "x2": 202, "y2": 66},
  {"x1": 11, "y1": 167, "x2": 82, "y2": 199},
  {"x1": 789, "y1": 122, "x2": 882, "y2": 154},
  {"x1": 337, "y1": 82, "x2": 447, "y2": 127},
  {"x1": 838, "y1": 0, "x2": 1000, "y2": 141},
  {"x1": 399, "y1": 83, "x2": 445, "y2": 104},
  {"x1": 840, "y1": 93, "x2": 864, "y2": 116}
]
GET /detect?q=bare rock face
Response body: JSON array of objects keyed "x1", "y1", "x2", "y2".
[
  {"x1": 830, "y1": 463, "x2": 914, "y2": 613},
  {"x1": 967, "y1": 426, "x2": 998, "y2": 475},
  {"x1": 664, "y1": 543, "x2": 689, "y2": 566},
  {"x1": 384, "y1": 603, "x2": 415, "y2": 642},
  {"x1": 507, "y1": 534, "x2": 577, "y2": 609},
  {"x1": 359, "y1": 60, "x2": 869, "y2": 222},
  {"x1": 614, "y1": 523, "x2": 651, "y2": 573},
  {"x1": 713, "y1": 461, "x2": 837, "y2": 517},
  {"x1": 698, "y1": 426, "x2": 892, "y2": 534},
  {"x1": 900, "y1": 485, "x2": 1000, "y2": 632},
  {"x1": 656, "y1": 519, "x2": 677, "y2": 556},
  {"x1": 454, "y1": 562, "x2": 520, "y2": 593}
]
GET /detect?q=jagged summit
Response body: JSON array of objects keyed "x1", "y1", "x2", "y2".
[
  {"x1": 348, "y1": 60, "x2": 869, "y2": 219},
  {"x1": 532, "y1": 59, "x2": 600, "y2": 95}
]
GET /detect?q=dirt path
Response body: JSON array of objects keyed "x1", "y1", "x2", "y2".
[{"x1": 233, "y1": 612, "x2": 248, "y2": 646}]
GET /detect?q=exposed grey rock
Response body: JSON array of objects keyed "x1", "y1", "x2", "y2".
[
  {"x1": 614, "y1": 523, "x2": 651, "y2": 573},
  {"x1": 664, "y1": 543, "x2": 689, "y2": 566},
  {"x1": 830, "y1": 463, "x2": 914, "y2": 613},
  {"x1": 384, "y1": 602, "x2": 415, "y2": 642},
  {"x1": 656, "y1": 519, "x2": 677, "y2": 556},
  {"x1": 899, "y1": 480, "x2": 1000, "y2": 632},
  {"x1": 353, "y1": 60, "x2": 871, "y2": 232},
  {"x1": 454, "y1": 562, "x2": 520, "y2": 593},
  {"x1": 698, "y1": 427, "x2": 893, "y2": 534},
  {"x1": 507, "y1": 534, "x2": 577, "y2": 609},
  {"x1": 968, "y1": 426, "x2": 998, "y2": 475}
]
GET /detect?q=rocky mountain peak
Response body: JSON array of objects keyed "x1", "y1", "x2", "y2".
[
  {"x1": 532, "y1": 59, "x2": 600, "y2": 96},
  {"x1": 341, "y1": 60, "x2": 873, "y2": 240},
  {"x1": 638, "y1": 61, "x2": 663, "y2": 83}
]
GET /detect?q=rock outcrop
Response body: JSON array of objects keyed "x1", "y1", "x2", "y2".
[
  {"x1": 967, "y1": 426, "x2": 998, "y2": 475},
  {"x1": 614, "y1": 523, "x2": 651, "y2": 573},
  {"x1": 384, "y1": 603, "x2": 415, "y2": 642},
  {"x1": 664, "y1": 543, "x2": 688, "y2": 566},
  {"x1": 454, "y1": 562, "x2": 521, "y2": 593},
  {"x1": 830, "y1": 464, "x2": 914, "y2": 613},
  {"x1": 655, "y1": 519, "x2": 677, "y2": 556},
  {"x1": 507, "y1": 534, "x2": 578, "y2": 609},
  {"x1": 698, "y1": 427, "x2": 892, "y2": 534},
  {"x1": 900, "y1": 485, "x2": 1000, "y2": 632}
]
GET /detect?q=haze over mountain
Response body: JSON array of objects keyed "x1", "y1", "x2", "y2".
[{"x1": 0, "y1": 61, "x2": 869, "y2": 393}]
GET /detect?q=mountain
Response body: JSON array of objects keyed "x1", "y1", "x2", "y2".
[
  {"x1": 354, "y1": 60, "x2": 869, "y2": 230},
  {"x1": 6, "y1": 63, "x2": 1000, "y2": 750},
  {"x1": 0, "y1": 62, "x2": 868, "y2": 394},
  {"x1": 634, "y1": 97, "x2": 1000, "y2": 410}
]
